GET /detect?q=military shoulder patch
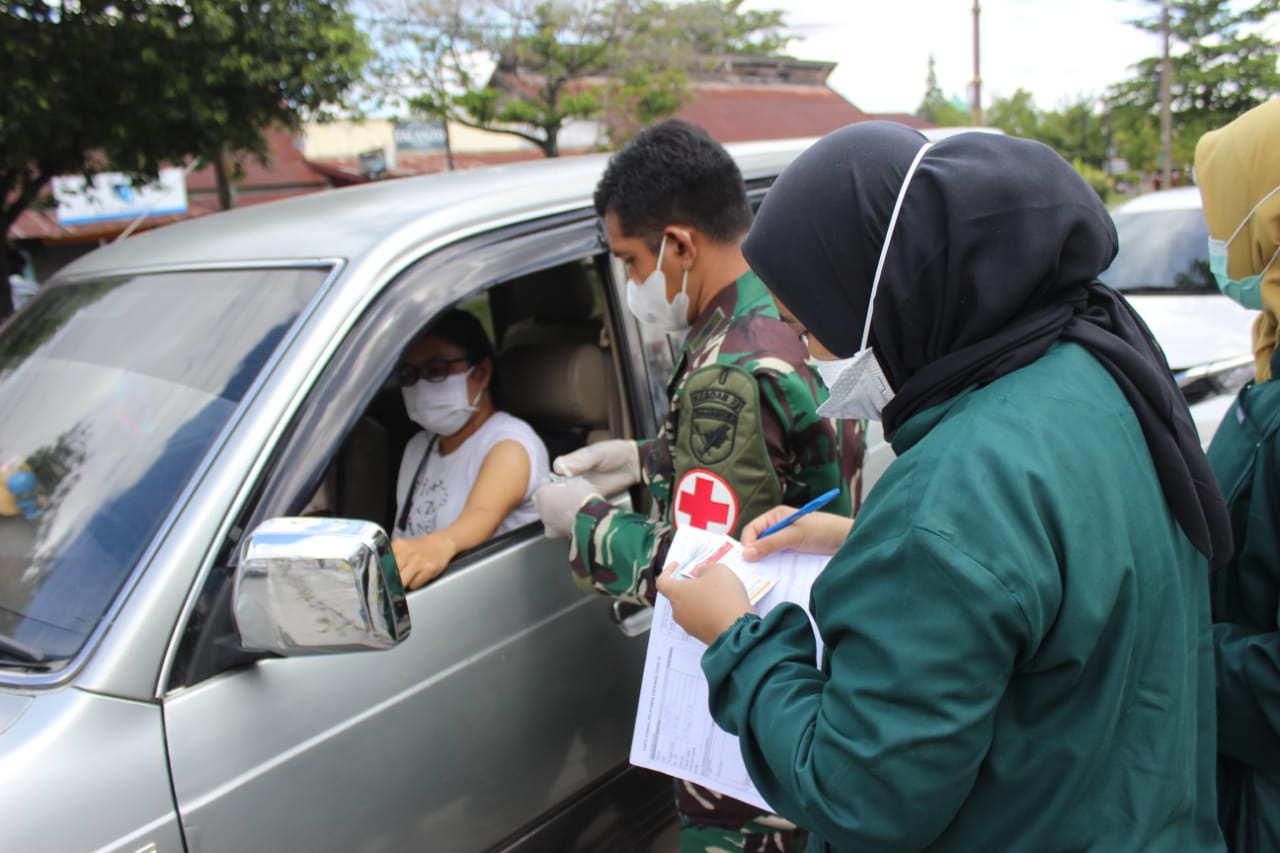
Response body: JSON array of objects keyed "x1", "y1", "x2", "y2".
[
  {"x1": 684, "y1": 365, "x2": 749, "y2": 466},
  {"x1": 673, "y1": 363, "x2": 781, "y2": 539}
]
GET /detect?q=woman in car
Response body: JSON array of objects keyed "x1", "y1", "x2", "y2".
[
  {"x1": 392, "y1": 308, "x2": 549, "y2": 589},
  {"x1": 1196, "y1": 97, "x2": 1280, "y2": 852},
  {"x1": 657, "y1": 122, "x2": 1230, "y2": 851}
]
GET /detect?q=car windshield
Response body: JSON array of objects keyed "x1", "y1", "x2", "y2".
[
  {"x1": 0, "y1": 267, "x2": 328, "y2": 670},
  {"x1": 1100, "y1": 206, "x2": 1214, "y2": 294}
]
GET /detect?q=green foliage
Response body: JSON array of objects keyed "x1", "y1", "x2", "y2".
[
  {"x1": 916, "y1": 54, "x2": 971, "y2": 127},
  {"x1": 365, "y1": 0, "x2": 790, "y2": 156},
  {"x1": 0, "y1": 0, "x2": 369, "y2": 314},
  {"x1": 1108, "y1": 107, "x2": 1161, "y2": 178},
  {"x1": 685, "y1": 0, "x2": 790, "y2": 57},
  {"x1": 1071, "y1": 158, "x2": 1114, "y2": 202},
  {"x1": 986, "y1": 89, "x2": 1041, "y2": 138},
  {"x1": 1037, "y1": 97, "x2": 1108, "y2": 169},
  {"x1": 1108, "y1": 0, "x2": 1280, "y2": 172}
]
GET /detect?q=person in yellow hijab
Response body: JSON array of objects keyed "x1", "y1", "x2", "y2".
[
  {"x1": 1196, "y1": 97, "x2": 1280, "y2": 852},
  {"x1": 1198, "y1": 98, "x2": 1280, "y2": 381}
]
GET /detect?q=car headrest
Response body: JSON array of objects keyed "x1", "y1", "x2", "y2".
[
  {"x1": 497, "y1": 265, "x2": 598, "y2": 327},
  {"x1": 497, "y1": 342, "x2": 609, "y2": 428}
]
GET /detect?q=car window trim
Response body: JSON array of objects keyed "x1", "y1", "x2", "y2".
[{"x1": 1, "y1": 260, "x2": 344, "y2": 691}]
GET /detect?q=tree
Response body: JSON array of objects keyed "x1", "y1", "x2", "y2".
[
  {"x1": 985, "y1": 88, "x2": 1041, "y2": 138},
  {"x1": 1106, "y1": 104, "x2": 1161, "y2": 180},
  {"x1": 363, "y1": 0, "x2": 791, "y2": 158},
  {"x1": 1038, "y1": 97, "x2": 1108, "y2": 170},
  {"x1": 1, "y1": 1, "x2": 369, "y2": 317},
  {"x1": 916, "y1": 54, "x2": 970, "y2": 127},
  {"x1": 1108, "y1": 0, "x2": 1280, "y2": 173}
]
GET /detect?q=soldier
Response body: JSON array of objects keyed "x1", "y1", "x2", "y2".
[{"x1": 533, "y1": 118, "x2": 864, "y2": 852}]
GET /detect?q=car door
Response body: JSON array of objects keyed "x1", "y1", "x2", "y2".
[{"x1": 159, "y1": 214, "x2": 665, "y2": 852}]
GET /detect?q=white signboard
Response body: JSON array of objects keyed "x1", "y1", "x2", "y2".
[
  {"x1": 53, "y1": 167, "x2": 188, "y2": 225},
  {"x1": 394, "y1": 120, "x2": 447, "y2": 152}
]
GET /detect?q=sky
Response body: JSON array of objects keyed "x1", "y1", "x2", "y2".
[{"x1": 742, "y1": 0, "x2": 1165, "y2": 115}]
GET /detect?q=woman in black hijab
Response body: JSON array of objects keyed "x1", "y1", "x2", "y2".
[{"x1": 657, "y1": 122, "x2": 1230, "y2": 851}]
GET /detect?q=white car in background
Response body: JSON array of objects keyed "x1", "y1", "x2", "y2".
[{"x1": 1100, "y1": 186, "x2": 1258, "y2": 447}]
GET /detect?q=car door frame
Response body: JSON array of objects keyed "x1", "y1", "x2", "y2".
[{"x1": 159, "y1": 209, "x2": 674, "y2": 852}]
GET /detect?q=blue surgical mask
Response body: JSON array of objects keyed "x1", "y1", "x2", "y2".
[{"x1": 1208, "y1": 183, "x2": 1280, "y2": 310}]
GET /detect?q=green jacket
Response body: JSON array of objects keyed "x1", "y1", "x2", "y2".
[
  {"x1": 569, "y1": 271, "x2": 863, "y2": 606},
  {"x1": 703, "y1": 343, "x2": 1223, "y2": 852},
  {"x1": 1206, "y1": 356, "x2": 1280, "y2": 852}
]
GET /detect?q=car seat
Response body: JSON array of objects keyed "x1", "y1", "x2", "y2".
[{"x1": 492, "y1": 264, "x2": 624, "y2": 460}]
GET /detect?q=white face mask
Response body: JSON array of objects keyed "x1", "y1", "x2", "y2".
[
  {"x1": 815, "y1": 142, "x2": 933, "y2": 422},
  {"x1": 625, "y1": 234, "x2": 692, "y2": 332},
  {"x1": 401, "y1": 370, "x2": 480, "y2": 436}
]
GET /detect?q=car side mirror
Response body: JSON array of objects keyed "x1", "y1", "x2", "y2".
[{"x1": 233, "y1": 517, "x2": 411, "y2": 655}]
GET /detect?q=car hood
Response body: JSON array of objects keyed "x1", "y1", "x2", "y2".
[{"x1": 1123, "y1": 294, "x2": 1257, "y2": 370}]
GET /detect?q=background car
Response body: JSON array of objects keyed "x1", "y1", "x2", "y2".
[{"x1": 1100, "y1": 185, "x2": 1258, "y2": 445}]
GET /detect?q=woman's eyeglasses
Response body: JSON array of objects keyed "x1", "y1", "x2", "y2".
[{"x1": 395, "y1": 357, "x2": 471, "y2": 386}]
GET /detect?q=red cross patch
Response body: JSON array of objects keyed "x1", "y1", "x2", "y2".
[{"x1": 673, "y1": 469, "x2": 739, "y2": 535}]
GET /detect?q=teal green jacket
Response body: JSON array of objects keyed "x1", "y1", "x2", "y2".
[
  {"x1": 1206, "y1": 360, "x2": 1280, "y2": 852},
  {"x1": 703, "y1": 343, "x2": 1223, "y2": 852}
]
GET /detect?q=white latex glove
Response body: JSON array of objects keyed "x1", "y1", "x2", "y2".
[
  {"x1": 552, "y1": 439, "x2": 641, "y2": 497},
  {"x1": 534, "y1": 477, "x2": 604, "y2": 539}
]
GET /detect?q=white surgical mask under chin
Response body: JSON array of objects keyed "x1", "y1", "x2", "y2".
[
  {"x1": 625, "y1": 235, "x2": 692, "y2": 332},
  {"x1": 814, "y1": 141, "x2": 934, "y2": 422},
  {"x1": 815, "y1": 350, "x2": 895, "y2": 421},
  {"x1": 402, "y1": 370, "x2": 480, "y2": 436}
]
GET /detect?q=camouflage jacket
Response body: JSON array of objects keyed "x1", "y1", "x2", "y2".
[{"x1": 568, "y1": 271, "x2": 864, "y2": 605}]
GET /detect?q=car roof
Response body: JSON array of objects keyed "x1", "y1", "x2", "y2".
[
  {"x1": 1112, "y1": 186, "x2": 1203, "y2": 214},
  {"x1": 54, "y1": 138, "x2": 819, "y2": 281}
]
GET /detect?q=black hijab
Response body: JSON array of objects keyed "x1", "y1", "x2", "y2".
[{"x1": 743, "y1": 121, "x2": 1231, "y2": 566}]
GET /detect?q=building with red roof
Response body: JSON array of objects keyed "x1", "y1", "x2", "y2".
[
  {"x1": 9, "y1": 127, "x2": 337, "y2": 279},
  {"x1": 9, "y1": 55, "x2": 932, "y2": 282}
]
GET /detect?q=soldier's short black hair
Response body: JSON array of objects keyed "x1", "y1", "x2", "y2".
[{"x1": 594, "y1": 118, "x2": 753, "y2": 252}]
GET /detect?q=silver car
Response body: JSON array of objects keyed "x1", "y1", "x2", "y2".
[{"x1": 0, "y1": 141, "x2": 828, "y2": 852}]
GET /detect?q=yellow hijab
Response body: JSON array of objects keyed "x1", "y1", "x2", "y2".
[{"x1": 1196, "y1": 98, "x2": 1280, "y2": 382}]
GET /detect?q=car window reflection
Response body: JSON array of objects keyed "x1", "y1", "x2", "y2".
[{"x1": 0, "y1": 268, "x2": 327, "y2": 668}]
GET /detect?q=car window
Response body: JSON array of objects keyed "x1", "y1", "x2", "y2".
[
  {"x1": 0, "y1": 267, "x2": 328, "y2": 671},
  {"x1": 168, "y1": 218, "x2": 644, "y2": 687},
  {"x1": 1101, "y1": 207, "x2": 1214, "y2": 294}
]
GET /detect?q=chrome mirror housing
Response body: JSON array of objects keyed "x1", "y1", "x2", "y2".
[{"x1": 233, "y1": 517, "x2": 411, "y2": 655}]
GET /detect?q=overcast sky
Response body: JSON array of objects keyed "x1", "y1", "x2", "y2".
[{"x1": 742, "y1": 0, "x2": 1165, "y2": 115}]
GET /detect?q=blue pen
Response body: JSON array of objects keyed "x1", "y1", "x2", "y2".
[{"x1": 756, "y1": 488, "x2": 842, "y2": 540}]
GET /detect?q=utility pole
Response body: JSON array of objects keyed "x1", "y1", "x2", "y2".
[
  {"x1": 971, "y1": 0, "x2": 983, "y2": 126},
  {"x1": 1160, "y1": 0, "x2": 1173, "y2": 189}
]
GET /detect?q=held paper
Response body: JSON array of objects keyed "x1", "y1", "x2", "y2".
[{"x1": 629, "y1": 525, "x2": 828, "y2": 813}]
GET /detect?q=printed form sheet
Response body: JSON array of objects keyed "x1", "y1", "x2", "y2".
[{"x1": 630, "y1": 525, "x2": 828, "y2": 813}]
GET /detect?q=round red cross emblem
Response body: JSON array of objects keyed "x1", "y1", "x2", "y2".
[{"x1": 673, "y1": 469, "x2": 739, "y2": 534}]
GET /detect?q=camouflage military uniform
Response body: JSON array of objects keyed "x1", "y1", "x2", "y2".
[{"x1": 569, "y1": 271, "x2": 864, "y2": 852}]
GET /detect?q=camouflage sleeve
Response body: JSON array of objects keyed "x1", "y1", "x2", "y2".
[
  {"x1": 566, "y1": 433, "x2": 675, "y2": 606},
  {"x1": 755, "y1": 362, "x2": 864, "y2": 518},
  {"x1": 567, "y1": 499, "x2": 671, "y2": 606}
]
